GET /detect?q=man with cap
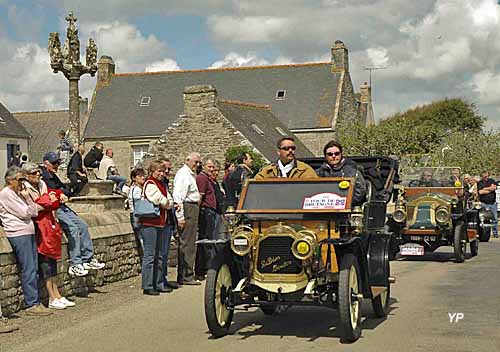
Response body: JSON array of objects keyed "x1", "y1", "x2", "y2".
[{"x1": 41, "y1": 152, "x2": 105, "y2": 277}]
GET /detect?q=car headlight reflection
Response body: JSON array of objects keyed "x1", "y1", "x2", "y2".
[
  {"x1": 435, "y1": 207, "x2": 449, "y2": 224},
  {"x1": 230, "y1": 226, "x2": 253, "y2": 256},
  {"x1": 393, "y1": 207, "x2": 406, "y2": 223}
]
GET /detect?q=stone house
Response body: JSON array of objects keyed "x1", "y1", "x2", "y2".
[
  {"x1": 146, "y1": 84, "x2": 313, "y2": 169},
  {"x1": 14, "y1": 98, "x2": 89, "y2": 163},
  {"x1": 83, "y1": 40, "x2": 372, "y2": 175},
  {"x1": 0, "y1": 102, "x2": 30, "y2": 178}
]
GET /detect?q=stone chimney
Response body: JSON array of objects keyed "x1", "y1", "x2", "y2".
[
  {"x1": 331, "y1": 40, "x2": 349, "y2": 72},
  {"x1": 97, "y1": 55, "x2": 115, "y2": 87},
  {"x1": 183, "y1": 84, "x2": 218, "y2": 117},
  {"x1": 359, "y1": 81, "x2": 374, "y2": 126},
  {"x1": 79, "y1": 97, "x2": 88, "y2": 116}
]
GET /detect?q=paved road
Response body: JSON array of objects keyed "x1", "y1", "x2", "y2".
[{"x1": 2, "y1": 239, "x2": 500, "y2": 352}]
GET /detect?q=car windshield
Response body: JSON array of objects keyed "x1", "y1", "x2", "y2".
[
  {"x1": 237, "y1": 178, "x2": 354, "y2": 214},
  {"x1": 401, "y1": 167, "x2": 462, "y2": 188}
]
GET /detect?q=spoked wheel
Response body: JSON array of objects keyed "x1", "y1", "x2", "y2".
[
  {"x1": 470, "y1": 239, "x2": 479, "y2": 257},
  {"x1": 454, "y1": 221, "x2": 466, "y2": 263},
  {"x1": 338, "y1": 254, "x2": 362, "y2": 343},
  {"x1": 205, "y1": 262, "x2": 234, "y2": 337},
  {"x1": 371, "y1": 258, "x2": 390, "y2": 318}
]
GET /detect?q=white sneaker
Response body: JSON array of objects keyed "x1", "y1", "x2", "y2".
[
  {"x1": 68, "y1": 264, "x2": 89, "y2": 277},
  {"x1": 83, "y1": 258, "x2": 105, "y2": 270},
  {"x1": 49, "y1": 299, "x2": 66, "y2": 310},
  {"x1": 59, "y1": 297, "x2": 76, "y2": 307}
]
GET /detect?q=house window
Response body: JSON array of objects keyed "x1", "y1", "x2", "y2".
[
  {"x1": 275, "y1": 90, "x2": 286, "y2": 100},
  {"x1": 132, "y1": 144, "x2": 149, "y2": 166},
  {"x1": 140, "y1": 96, "x2": 151, "y2": 107},
  {"x1": 275, "y1": 127, "x2": 287, "y2": 136},
  {"x1": 251, "y1": 124, "x2": 265, "y2": 136},
  {"x1": 0, "y1": 115, "x2": 4, "y2": 123},
  {"x1": 6, "y1": 143, "x2": 20, "y2": 167}
]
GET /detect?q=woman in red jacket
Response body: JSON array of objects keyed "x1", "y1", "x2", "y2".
[
  {"x1": 139, "y1": 160, "x2": 174, "y2": 295},
  {"x1": 22, "y1": 163, "x2": 75, "y2": 309}
]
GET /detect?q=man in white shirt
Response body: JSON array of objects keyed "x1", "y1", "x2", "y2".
[
  {"x1": 173, "y1": 152, "x2": 202, "y2": 285},
  {"x1": 97, "y1": 148, "x2": 127, "y2": 195}
]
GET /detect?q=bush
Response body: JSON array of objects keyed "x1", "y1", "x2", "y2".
[{"x1": 224, "y1": 145, "x2": 266, "y2": 173}]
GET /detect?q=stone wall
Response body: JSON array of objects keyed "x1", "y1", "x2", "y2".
[
  {"x1": 294, "y1": 130, "x2": 336, "y2": 157},
  {"x1": 0, "y1": 183, "x2": 143, "y2": 316},
  {"x1": 147, "y1": 85, "x2": 249, "y2": 171}
]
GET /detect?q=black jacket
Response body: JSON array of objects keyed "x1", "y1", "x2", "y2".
[
  {"x1": 67, "y1": 152, "x2": 84, "y2": 176},
  {"x1": 42, "y1": 166, "x2": 73, "y2": 197},
  {"x1": 225, "y1": 165, "x2": 253, "y2": 207},
  {"x1": 316, "y1": 158, "x2": 367, "y2": 206},
  {"x1": 84, "y1": 147, "x2": 103, "y2": 168}
]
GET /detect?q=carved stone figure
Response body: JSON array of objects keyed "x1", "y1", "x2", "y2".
[
  {"x1": 86, "y1": 38, "x2": 97, "y2": 67},
  {"x1": 48, "y1": 32, "x2": 62, "y2": 63}
]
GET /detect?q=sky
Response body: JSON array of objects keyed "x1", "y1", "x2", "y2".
[{"x1": 1, "y1": 0, "x2": 500, "y2": 129}]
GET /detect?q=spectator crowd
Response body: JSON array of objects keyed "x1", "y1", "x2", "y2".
[{"x1": 0, "y1": 135, "x2": 498, "y2": 333}]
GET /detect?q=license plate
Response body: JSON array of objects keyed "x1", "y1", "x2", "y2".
[{"x1": 400, "y1": 243, "x2": 424, "y2": 256}]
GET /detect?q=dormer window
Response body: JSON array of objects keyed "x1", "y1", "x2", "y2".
[
  {"x1": 140, "y1": 96, "x2": 151, "y2": 107},
  {"x1": 251, "y1": 123, "x2": 265, "y2": 136},
  {"x1": 275, "y1": 90, "x2": 286, "y2": 100},
  {"x1": 0, "y1": 115, "x2": 4, "y2": 123}
]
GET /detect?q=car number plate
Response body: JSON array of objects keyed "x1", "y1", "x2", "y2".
[{"x1": 400, "y1": 243, "x2": 424, "y2": 256}]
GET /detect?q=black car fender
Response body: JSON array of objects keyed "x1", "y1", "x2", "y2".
[{"x1": 335, "y1": 237, "x2": 371, "y2": 296}]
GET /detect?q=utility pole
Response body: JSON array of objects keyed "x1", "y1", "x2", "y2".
[
  {"x1": 364, "y1": 66, "x2": 388, "y2": 87},
  {"x1": 48, "y1": 12, "x2": 98, "y2": 147}
]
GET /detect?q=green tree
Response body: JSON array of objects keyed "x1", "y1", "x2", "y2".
[{"x1": 224, "y1": 145, "x2": 266, "y2": 173}]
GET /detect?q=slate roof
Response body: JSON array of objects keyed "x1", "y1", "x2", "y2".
[
  {"x1": 14, "y1": 110, "x2": 68, "y2": 163},
  {"x1": 85, "y1": 62, "x2": 339, "y2": 139},
  {"x1": 217, "y1": 99, "x2": 314, "y2": 161},
  {"x1": 0, "y1": 102, "x2": 31, "y2": 139}
]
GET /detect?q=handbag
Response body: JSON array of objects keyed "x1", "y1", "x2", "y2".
[{"x1": 133, "y1": 183, "x2": 160, "y2": 218}]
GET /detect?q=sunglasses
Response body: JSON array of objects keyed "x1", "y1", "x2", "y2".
[
  {"x1": 29, "y1": 171, "x2": 41, "y2": 176},
  {"x1": 326, "y1": 151, "x2": 341, "y2": 157},
  {"x1": 15, "y1": 177, "x2": 26, "y2": 182},
  {"x1": 279, "y1": 145, "x2": 296, "y2": 151},
  {"x1": 195, "y1": 161, "x2": 202, "y2": 164}
]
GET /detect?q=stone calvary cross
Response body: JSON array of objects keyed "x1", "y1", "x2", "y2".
[{"x1": 48, "y1": 11, "x2": 98, "y2": 147}]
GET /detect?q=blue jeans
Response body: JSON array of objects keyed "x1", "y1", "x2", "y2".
[
  {"x1": 482, "y1": 203, "x2": 498, "y2": 237},
  {"x1": 107, "y1": 175, "x2": 127, "y2": 191},
  {"x1": 160, "y1": 224, "x2": 173, "y2": 286},
  {"x1": 140, "y1": 226, "x2": 164, "y2": 290},
  {"x1": 8, "y1": 235, "x2": 39, "y2": 308},
  {"x1": 56, "y1": 206, "x2": 94, "y2": 265}
]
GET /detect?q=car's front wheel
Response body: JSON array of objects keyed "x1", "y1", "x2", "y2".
[
  {"x1": 454, "y1": 221, "x2": 466, "y2": 263},
  {"x1": 205, "y1": 261, "x2": 234, "y2": 337},
  {"x1": 338, "y1": 254, "x2": 362, "y2": 343}
]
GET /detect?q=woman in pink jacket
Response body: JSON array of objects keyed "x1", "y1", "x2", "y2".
[{"x1": 0, "y1": 167, "x2": 51, "y2": 316}]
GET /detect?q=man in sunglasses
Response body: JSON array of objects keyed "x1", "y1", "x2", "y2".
[
  {"x1": 256, "y1": 137, "x2": 317, "y2": 179},
  {"x1": 316, "y1": 140, "x2": 366, "y2": 205}
]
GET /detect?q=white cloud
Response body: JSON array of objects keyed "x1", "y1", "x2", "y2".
[
  {"x1": 145, "y1": 58, "x2": 181, "y2": 72},
  {"x1": 470, "y1": 70, "x2": 500, "y2": 105},
  {"x1": 209, "y1": 52, "x2": 294, "y2": 68},
  {"x1": 0, "y1": 20, "x2": 180, "y2": 112},
  {"x1": 208, "y1": 16, "x2": 289, "y2": 44},
  {"x1": 366, "y1": 47, "x2": 389, "y2": 67}
]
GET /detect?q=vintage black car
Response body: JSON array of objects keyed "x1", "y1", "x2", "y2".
[
  {"x1": 201, "y1": 157, "x2": 398, "y2": 343},
  {"x1": 387, "y1": 167, "x2": 480, "y2": 262}
]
